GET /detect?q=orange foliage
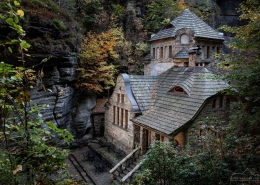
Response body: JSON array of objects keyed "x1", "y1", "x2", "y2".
[{"x1": 76, "y1": 28, "x2": 124, "y2": 93}]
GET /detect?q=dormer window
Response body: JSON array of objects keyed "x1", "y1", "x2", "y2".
[
  {"x1": 181, "y1": 34, "x2": 189, "y2": 44},
  {"x1": 163, "y1": 24, "x2": 174, "y2": 29},
  {"x1": 169, "y1": 86, "x2": 187, "y2": 95}
]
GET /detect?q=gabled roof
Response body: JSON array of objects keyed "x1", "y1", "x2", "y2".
[
  {"x1": 132, "y1": 67, "x2": 228, "y2": 135},
  {"x1": 129, "y1": 75, "x2": 158, "y2": 113},
  {"x1": 150, "y1": 9, "x2": 224, "y2": 41},
  {"x1": 173, "y1": 48, "x2": 189, "y2": 59}
]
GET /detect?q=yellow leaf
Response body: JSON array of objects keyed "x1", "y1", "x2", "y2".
[
  {"x1": 13, "y1": 165, "x2": 22, "y2": 174},
  {"x1": 17, "y1": 10, "x2": 24, "y2": 17}
]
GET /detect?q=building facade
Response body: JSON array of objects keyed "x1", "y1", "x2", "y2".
[
  {"x1": 144, "y1": 9, "x2": 224, "y2": 76},
  {"x1": 104, "y1": 9, "x2": 229, "y2": 155}
]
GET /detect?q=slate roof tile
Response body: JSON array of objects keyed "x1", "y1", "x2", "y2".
[
  {"x1": 150, "y1": 9, "x2": 224, "y2": 42},
  {"x1": 131, "y1": 66, "x2": 228, "y2": 135}
]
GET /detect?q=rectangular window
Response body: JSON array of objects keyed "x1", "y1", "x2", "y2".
[
  {"x1": 184, "y1": 62, "x2": 189, "y2": 67},
  {"x1": 226, "y1": 97, "x2": 230, "y2": 108},
  {"x1": 169, "y1": 46, "x2": 172, "y2": 57},
  {"x1": 117, "y1": 107, "x2": 119, "y2": 124},
  {"x1": 161, "y1": 135, "x2": 164, "y2": 142},
  {"x1": 120, "y1": 108, "x2": 124, "y2": 127},
  {"x1": 201, "y1": 46, "x2": 205, "y2": 59},
  {"x1": 207, "y1": 46, "x2": 210, "y2": 58},
  {"x1": 165, "y1": 46, "x2": 167, "y2": 58},
  {"x1": 117, "y1": 93, "x2": 120, "y2": 102},
  {"x1": 212, "y1": 99, "x2": 216, "y2": 108},
  {"x1": 219, "y1": 96, "x2": 223, "y2": 108},
  {"x1": 160, "y1": 47, "x2": 163, "y2": 58},
  {"x1": 155, "y1": 133, "x2": 160, "y2": 141},
  {"x1": 121, "y1": 94, "x2": 124, "y2": 103},
  {"x1": 152, "y1": 48, "x2": 155, "y2": 59},
  {"x1": 113, "y1": 106, "x2": 116, "y2": 123},
  {"x1": 216, "y1": 47, "x2": 220, "y2": 54},
  {"x1": 125, "y1": 110, "x2": 128, "y2": 129}
]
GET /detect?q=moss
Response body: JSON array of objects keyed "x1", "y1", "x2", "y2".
[{"x1": 52, "y1": 19, "x2": 66, "y2": 31}]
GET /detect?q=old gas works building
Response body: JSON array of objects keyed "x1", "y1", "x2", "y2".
[{"x1": 104, "y1": 9, "x2": 230, "y2": 154}]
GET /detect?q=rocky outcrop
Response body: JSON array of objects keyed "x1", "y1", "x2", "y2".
[{"x1": 28, "y1": 54, "x2": 96, "y2": 139}]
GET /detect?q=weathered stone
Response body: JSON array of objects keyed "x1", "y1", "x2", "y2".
[
  {"x1": 72, "y1": 93, "x2": 96, "y2": 138},
  {"x1": 30, "y1": 85, "x2": 58, "y2": 122},
  {"x1": 54, "y1": 85, "x2": 76, "y2": 128}
]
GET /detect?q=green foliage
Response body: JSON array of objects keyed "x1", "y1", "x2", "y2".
[
  {"x1": 144, "y1": 0, "x2": 185, "y2": 34},
  {"x1": 0, "y1": 2, "x2": 74, "y2": 184},
  {"x1": 219, "y1": 0, "x2": 260, "y2": 172},
  {"x1": 187, "y1": 0, "x2": 220, "y2": 28},
  {"x1": 52, "y1": 18, "x2": 67, "y2": 31}
]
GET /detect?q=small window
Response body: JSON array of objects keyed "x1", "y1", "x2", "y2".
[
  {"x1": 170, "y1": 86, "x2": 187, "y2": 94},
  {"x1": 117, "y1": 107, "x2": 119, "y2": 124},
  {"x1": 181, "y1": 34, "x2": 189, "y2": 44},
  {"x1": 169, "y1": 46, "x2": 172, "y2": 57},
  {"x1": 125, "y1": 110, "x2": 128, "y2": 129},
  {"x1": 184, "y1": 62, "x2": 189, "y2": 67},
  {"x1": 113, "y1": 106, "x2": 116, "y2": 123},
  {"x1": 160, "y1": 47, "x2": 163, "y2": 58},
  {"x1": 117, "y1": 94, "x2": 120, "y2": 102},
  {"x1": 212, "y1": 99, "x2": 216, "y2": 108},
  {"x1": 207, "y1": 46, "x2": 210, "y2": 58},
  {"x1": 226, "y1": 97, "x2": 230, "y2": 108},
  {"x1": 161, "y1": 135, "x2": 164, "y2": 142},
  {"x1": 121, "y1": 94, "x2": 124, "y2": 103},
  {"x1": 219, "y1": 96, "x2": 223, "y2": 108},
  {"x1": 152, "y1": 48, "x2": 155, "y2": 59},
  {"x1": 216, "y1": 47, "x2": 220, "y2": 54},
  {"x1": 155, "y1": 133, "x2": 160, "y2": 141},
  {"x1": 120, "y1": 108, "x2": 124, "y2": 127}
]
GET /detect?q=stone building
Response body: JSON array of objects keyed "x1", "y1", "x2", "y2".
[
  {"x1": 91, "y1": 98, "x2": 108, "y2": 137},
  {"x1": 104, "y1": 9, "x2": 230, "y2": 155},
  {"x1": 104, "y1": 67, "x2": 229, "y2": 154},
  {"x1": 144, "y1": 9, "x2": 224, "y2": 76}
]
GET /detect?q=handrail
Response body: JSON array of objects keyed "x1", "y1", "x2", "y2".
[
  {"x1": 109, "y1": 146, "x2": 141, "y2": 174},
  {"x1": 121, "y1": 160, "x2": 143, "y2": 182}
]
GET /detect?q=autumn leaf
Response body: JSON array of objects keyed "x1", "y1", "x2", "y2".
[{"x1": 17, "y1": 10, "x2": 24, "y2": 17}]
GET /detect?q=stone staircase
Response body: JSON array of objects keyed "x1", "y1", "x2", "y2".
[{"x1": 109, "y1": 147, "x2": 142, "y2": 184}]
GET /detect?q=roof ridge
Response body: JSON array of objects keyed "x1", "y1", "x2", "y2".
[{"x1": 150, "y1": 9, "x2": 224, "y2": 41}]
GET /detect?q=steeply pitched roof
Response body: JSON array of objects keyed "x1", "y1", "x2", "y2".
[
  {"x1": 132, "y1": 67, "x2": 228, "y2": 135},
  {"x1": 150, "y1": 9, "x2": 224, "y2": 41},
  {"x1": 129, "y1": 75, "x2": 158, "y2": 113},
  {"x1": 173, "y1": 48, "x2": 189, "y2": 59}
]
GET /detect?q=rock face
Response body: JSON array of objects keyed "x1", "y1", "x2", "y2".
[{"x1": 28, "y1": 54, "x2": 96, "y2": 139}]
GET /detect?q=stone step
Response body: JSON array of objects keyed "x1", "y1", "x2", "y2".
[{"x1": 112, "y1": 179, "x2": 121, "y2": 185}]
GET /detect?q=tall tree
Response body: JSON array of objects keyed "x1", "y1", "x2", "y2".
[
  {"x1": 220, "y1": 0, "x2": 260, "y2": 170},
  {"x1": 76, "y1": 28, "x2": 124, "y2": 93},
  {"x1": 0, "y1": 2, "x2": 73, "y2": 184}
]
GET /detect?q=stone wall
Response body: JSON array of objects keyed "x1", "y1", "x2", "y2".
[
  {"x1": 104, "y1": 75, "x2": 135, "y2": 153},
  {"x1": 187, "y1": 96, "x2": 230, "y2": 145}
]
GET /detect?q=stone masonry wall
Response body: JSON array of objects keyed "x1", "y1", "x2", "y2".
[
  {"x1": 104, "y1": 75, "x2": 135, "y2": 154},
  {"x1": 187, "y1": 96, "x2": 230, "y2": 145}
]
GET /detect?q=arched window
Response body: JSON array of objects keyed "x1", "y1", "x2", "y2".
[
  {"x1": 181, "y1": 34, "x2": 189, "y2": 44},
  {"x1": 169, "y1": 86, "x2": 187, "y2": 95}
]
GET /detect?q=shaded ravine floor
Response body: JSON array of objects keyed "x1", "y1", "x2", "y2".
[{"x1": 66, "y1": 137, "x2": 124, "y2": 185}]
